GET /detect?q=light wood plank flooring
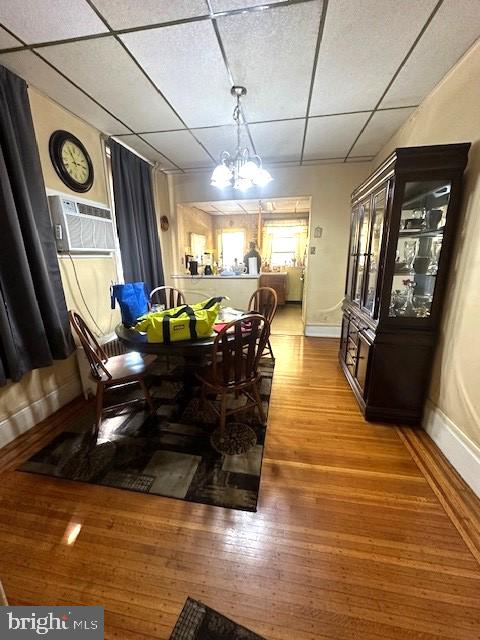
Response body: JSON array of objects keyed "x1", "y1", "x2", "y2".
[
  {"x1": 0, "y1": 336, "x2": 479, "y2": 639},
  {"x1": 271, "y1": 304, "x2": 304, "y2": 336}
]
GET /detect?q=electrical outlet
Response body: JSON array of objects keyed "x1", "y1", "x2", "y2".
[{"x1": 310, "y1": 246, "x2": 316, "y2": 255}]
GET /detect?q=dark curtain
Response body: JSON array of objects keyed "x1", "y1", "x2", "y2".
[
  {"x1": 110, "y1": 140, "x2": 164, "y2": 293},
  {"x1": 0, "y1": 65, "x2": 73, "y2": 385}
]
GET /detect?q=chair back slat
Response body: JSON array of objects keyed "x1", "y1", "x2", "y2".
[
  {"x1": 212, "y1": 314, "x2": 269, "y2": 387},
  {"x1": 68, "y1": 310, "x2": 111, "y2": 381},
  {"x1": 149, "y1": 286, "x2": 185, "y2": 310},
  {"x1": 248, "y1": 287, "x2": 278, "y2": 324}
]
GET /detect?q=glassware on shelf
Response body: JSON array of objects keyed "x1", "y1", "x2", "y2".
[
  {"x1": 413, "y1": 294, "x2": 432, "y2": 317},
  {"x1": 403, "y1": 239, "x2": 418, "y2": 271},
  {"x1": 427, "y1": 238, "x2": 442, "y2": 275},
  {"x1": 389, "y1": 179, "x2": 451, "y2": 319}
]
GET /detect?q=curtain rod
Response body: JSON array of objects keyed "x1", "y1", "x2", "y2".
[{"x1": 103, "y1": 134, "x2": 156, "y2": 168}]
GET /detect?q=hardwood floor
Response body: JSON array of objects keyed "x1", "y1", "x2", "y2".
[
  {"x1": 0, "y1": 336, "x2": 479, "y2": 639},
  {"x1": 271, "y1": 304, "x2": 304, "y2": 336}
]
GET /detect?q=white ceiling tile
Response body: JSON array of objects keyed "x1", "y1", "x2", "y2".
[
  {"x1": 0, "y1": 0, "x2": 107, "y2": 44},
  {"x1": 350, "y1": 107, "x2": 416, "y2": 157},
  {"x1": 302, "y1": 158, "x2": 344, "y2": 165},
  {"x1": 381, "y1": 0, "x2": 480, "y2": 109},
  {"x1": 193, "y1": 125, "x2": 237, "y2": 162},
  {"x1": 211, "y1": 0, "x2": 283, "y2": 11},
  {"x1": 114, "y1": 135, "x2": 177, "y2": 169},
  {"x1": 249, "y1": 119, "x2": 305, "y2": 162},
  {"x1": 217, "y1": 1, "x2": 323, "y2": 121},
  {"x1": 0, "y1": 50, "x2": 128, "y2": 134},
  {"x1": 0, "y1": 27, "x2": 21, "y2": 49},
  {"x1": 120, "y1": 21, "x2": 232, "y2": 128},
  {"x1": 310, "y1": 0, "x2": 437, "y2": 115},
  {"x1": 39, "y1": 37, "x2": 184, "y2": 131},
  {"x1": 142, "y1": 130, "x2": 213, "y2": 169},
  {"x1": 92, "y1": 0, "x2": 207, "y2": 30},
  {"x1": 303, "y1": 112, "x2": 370, "y2": 159},
  {"x1": 345, "y1": 156, "x2": 374, "y2": 163}
]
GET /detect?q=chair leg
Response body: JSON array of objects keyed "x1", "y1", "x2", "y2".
[
  {"x1": 267, "y1": 338, "x2": 275, "y2": 359},
  {"x1": 139, "y1": 377, "x2": 156, "y2": 415},
  {"x1": 219, "y1": 391, "x2": 227, "y2": 440},
  {"x1": 252, "y1": 381, "x2": 266, "y2": 424},
  {"x1": 93, "y1": 382, "x2": 104, "y2": 440}
]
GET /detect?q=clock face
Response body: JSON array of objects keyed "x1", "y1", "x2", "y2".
[
  {"x1": 49, "y1": 130, "x2": 94, "y2": 193},
  {"x1": 61, "y1": 139, "x2": 89, "y2": 185}
]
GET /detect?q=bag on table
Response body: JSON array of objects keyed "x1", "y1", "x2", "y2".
[
  {"x1": 135, "y1": 297, "x2": 223, "y2": 344},
  {"x1": 111, "y1": 282, "x2": 149, "y2": 326}
]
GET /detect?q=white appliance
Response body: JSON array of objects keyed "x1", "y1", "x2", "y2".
[
  {"x1": 48, "y1": 194, "x2": 116, "y2": 253},
  {"x1": 248, "y1": 257, "x2": 258, "y2": 275}
]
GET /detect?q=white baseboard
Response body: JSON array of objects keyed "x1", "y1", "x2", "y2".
[
  {"x1": 423, "y1": 400, "x2": 480, "y2": 498},
  {"x1": 0, "y1": 376, "x2": 81, "y2": 450},
  {"x1": 305, "y1": 323, "x2": 341, "y2": 338}
]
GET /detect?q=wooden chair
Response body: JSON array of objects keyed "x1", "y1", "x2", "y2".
[
  {"x1": 0, "y1": 579, "x2": 7, "y2": 605},
  {"x1": 248, "y1": 286, "x2": 278, "y2": 359},
  {"x1": 149, "y1": 286, "x2": 185, "y2": 310},
  {"x1": 196, "y1": 314, "x2": 270, "y2": 451},
  {"x1": 69, "y1": 311, "x2": 156, "y2": 441}
]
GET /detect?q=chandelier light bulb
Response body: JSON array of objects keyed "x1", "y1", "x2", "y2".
[{"x1": 253, "y1": 167, "x2": 273, "y2": 187}]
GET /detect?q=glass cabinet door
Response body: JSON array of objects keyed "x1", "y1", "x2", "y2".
[
  {"x1": 363, "y1": 187, "x2": 387, "y2": 315},
  {"x1": 353, "y1": 199, "x2": 370, "y2": 305},
  {"x1": 389, "y1": 180, "x2": 451, "y2": 318},
  {"x1": 346, "y1": 206, "x2": 360, "y2": 299}
]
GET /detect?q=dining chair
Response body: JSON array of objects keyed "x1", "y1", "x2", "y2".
[
  {"x1": 0, "y1": 579, "x2": 7, "y2": 605},
  {"x1": 248, "y1": 286, "x2": 278, "y2": 359},
  {"x1": 149, "y1": 286, "x2": 185, "y2": 310},
  {"x1": 196, "y1": 314, "x2": 270, "y2": 452},
  {"x1": 69, "y1": 310, "x2": 156, "y2": 441}
]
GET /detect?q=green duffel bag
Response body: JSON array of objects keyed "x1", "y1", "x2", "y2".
[{"x1": 135, "y1": 297, "x2": 223, "y2": 344}]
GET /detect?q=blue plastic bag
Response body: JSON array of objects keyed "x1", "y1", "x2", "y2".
[{"x1": 111, "y1": 282, "x2": 148, "y2": 326}]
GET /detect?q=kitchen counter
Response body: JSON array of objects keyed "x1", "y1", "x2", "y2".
[
  {"x1": 171, "y1": 274, "x2": 259, "y2": 279},
  {"x1": 171, "y1": 274, "x2": 260, "y2": 308}
]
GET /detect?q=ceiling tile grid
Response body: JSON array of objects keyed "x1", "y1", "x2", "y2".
[
  {"x1": 310, "y1": 0, "x2": 438, "y2": 115},
  {"x1": 92, "y1": 0, "x2": 208, "y2": 31},
  {"x1": 0, "y1": 0, "x2": 478, "y2": 171},
  {"x1": 0, "y1": 0, "x2": 107, "y2": 44},
  {"x1": 120, "y1": 20, "x2": 233, "y2": 128}
]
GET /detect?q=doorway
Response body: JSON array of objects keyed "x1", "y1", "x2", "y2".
[{"x1": 177, "y1": 196, "x2": 311, "y2": 335}]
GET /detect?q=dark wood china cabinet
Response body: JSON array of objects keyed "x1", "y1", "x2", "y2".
[{"x1": 340, "y1": 144, "x2": 470, "y2": 424}]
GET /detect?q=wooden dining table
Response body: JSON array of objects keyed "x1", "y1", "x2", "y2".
[{"x1": 115, "y1": 307, "x2": 247, "y2": 359}]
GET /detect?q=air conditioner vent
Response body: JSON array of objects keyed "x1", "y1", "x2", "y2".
[{"x1": 48, "y1": 195, "x2": 116, "y2": 253}]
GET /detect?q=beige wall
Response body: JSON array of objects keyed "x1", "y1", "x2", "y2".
[
  {"x1": 0, "y1": 88, "x2": 120, "y2": 425},
  {"x1": 373, "y1": 41, "x2": 480, "y2": 447},
  {"x1": 169, "y1": 162, "x2": 370, "y2": 327},
  {"x1": 177, "y1": 204, "x2": 215, "y2": 266}
]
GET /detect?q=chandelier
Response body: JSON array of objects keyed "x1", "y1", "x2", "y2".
[{"x1": 210, "y1": 86, "x2": 273, "y2": 191}]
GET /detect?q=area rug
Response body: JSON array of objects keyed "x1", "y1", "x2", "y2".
[
  {"x1": 18, "y1": 357, "x2": 274, "y2": 512},
  {"x1": 169, "y1": 597, "x2": 266, "y2": 639}
]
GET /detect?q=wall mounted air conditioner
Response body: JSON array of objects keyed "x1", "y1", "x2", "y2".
[{"x1": 48, "y1": 194, "x2": 116, "y2": 253}]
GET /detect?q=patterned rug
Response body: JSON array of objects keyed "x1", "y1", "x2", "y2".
[
  {"x1": 19, "y1": 356, "x2": 274, "y2": 512},
  {"x1": 170, "y1": 598, "x2": 266, "y2": 639}
]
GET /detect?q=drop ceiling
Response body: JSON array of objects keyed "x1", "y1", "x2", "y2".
[
  {"x1": 0, "y1": 0, "x2": 478, "y2": 173},
  {"x1": 190, "y1": 197, "x2": 311, "y2": 215}
]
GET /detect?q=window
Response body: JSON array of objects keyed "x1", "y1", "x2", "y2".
[
  {"x1": 190, "y1": 232, "x2": 206, "y2": 262},
  {"x1": 271, "y1": 235, "x2": 297, "y2": 266},
  {"x1": 218, "y1": 230, "x2": 245, "y2": 267}
]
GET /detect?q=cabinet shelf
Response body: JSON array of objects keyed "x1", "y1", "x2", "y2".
[{"x1": 398, "y1": 228, "x2": 444, "y2": 238}]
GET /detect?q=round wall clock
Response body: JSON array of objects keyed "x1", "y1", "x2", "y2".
[
  {"x1": 160, "y1": 215, "x2": 169, "y2": 231},
  {"x1": 49, "y1": 130, "x2": 94, "y2": 193}
]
